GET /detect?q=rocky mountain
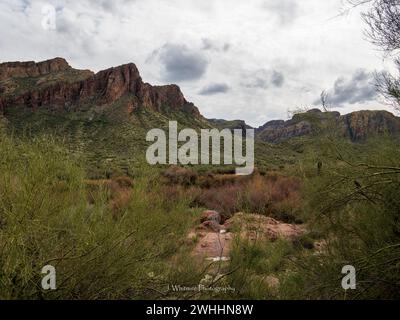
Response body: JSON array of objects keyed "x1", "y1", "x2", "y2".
[
  {"x1": 0, "y1": 57, "x2": 201, "y2": 118},
  {"x1": 257, "y1": 108, "x2": 400, "y2": 143},
  {"x1": 0, "y1": 58, "x2": 211, "y2": 176},
  {"x1": 0, "y1": 57, "x2": 71, "y2": 81},
  {"x1": 1, "y1": 57, "x2": 400, "y2": 176},
  {"x1": 3, "y1": 58, "x2": 399, "y2": 144},
  {"x1": 340, "y1": 110, "x2": 400, "y2": 141}
]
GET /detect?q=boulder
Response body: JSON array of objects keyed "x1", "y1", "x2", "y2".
[
  {"x1": 200, "y1": 210, "x2": 221, "y2": 224},
  {"x1": 201, "y1": 220, "x2": 222, "y2": 232}
]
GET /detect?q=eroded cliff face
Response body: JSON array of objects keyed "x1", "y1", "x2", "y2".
[
  {"x1": 340, "y1": 110, "x2": 400, "y2": 141},
  {"x1": 0, "y1": 57, "x2": 71, "y2": 81},
  {"x1": 0, "y1": 58, "x2": 201, "y2": 118},
  {"x1": 257, "y1": 109, "x2": 400, "y2": 143},
  {"x1": 257, "y1": 120, "x2": 313, "y2": 143},
  {"x1": 257, "y1": 109, "x2": 339, "y2": 142}
]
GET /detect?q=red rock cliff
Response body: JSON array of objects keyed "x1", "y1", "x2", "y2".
[
  {"x1": 0, "y1": 57, "x2": 71, "y2": 80},
  {"x1": 0, "y1": 58, "x2": 201, "y2": 118}
]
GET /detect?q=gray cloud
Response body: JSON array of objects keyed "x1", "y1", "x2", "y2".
[
  {"x1": 262, "y1": 0, "x2": 299, "y2": 25},
  {"x1": 199, "y1": 83, "x2": 230, "y2": 95},
  {"x1": 201, "y1": 38, "x2": 231, "y2": 52},
  {"x1": 88, "y1": 0, "x2": 138, "y2": 14},
  {"x1": 317, "y1": 69, "x2": 378, "y2": 106},
  {"x1": 271, "y1": 71, "x2": 285, "y2": 87},
  {"x1": 244, "y1": 69, "x2": 269, "y2": 89},
  {"x1": 243, "y1": 69, "x2": 285, "y2": 89},
  {"x1": 155, "y1": 43, "x2": 209, "y2": 82}
]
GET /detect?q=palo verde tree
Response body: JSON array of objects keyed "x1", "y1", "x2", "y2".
[{"x1": 349, "y1": 0, "x2": 400, "y2": 110}]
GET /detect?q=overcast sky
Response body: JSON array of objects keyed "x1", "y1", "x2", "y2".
[{"x1": 0, "y1": 0, "x2": 396, "y2": 127}]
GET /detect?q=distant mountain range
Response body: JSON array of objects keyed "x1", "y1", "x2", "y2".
[
  {"x1": 256, "y1": 108, "x2": 400, "y2": 142},
  {"x1": 1, "y1": 57, "x2": 399, "y2": 174}
]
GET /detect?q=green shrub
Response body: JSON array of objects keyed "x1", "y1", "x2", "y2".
[
  {"x1": 0, "y1": 135, "x2": 198, "y2": 299},
  {"x1": 279, "y1": 138, "x2": 400, "y2": 299}
]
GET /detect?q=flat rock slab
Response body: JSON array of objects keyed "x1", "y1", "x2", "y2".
[{"x1": 192, "y1": 231, "x2": 233, "y2": 259}]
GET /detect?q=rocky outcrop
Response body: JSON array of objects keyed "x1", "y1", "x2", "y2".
[
  {"x1": 208, "y1": 119, "x2": 253, "y2": 131},
  {"x1": 256, "y1": 109, "x2": 339, "y2": 142},
  {"x1": 257, "y1": 120, "x2": 285, "y2": 133},
  {"x1": 257, "y1": 119, "x2": 313, "y2": 143},
  {"x1": 0, "y1": 58, "x2": 201, "y2": 117},
  {"x1": 225, "y1": 213, "x2": 305, "y2": 242},
  {"x1": 200, "y1": 210, "x2": 222, "y2": 224},
  {"x1": 189, "y1": 211, "x2": 305, "y2": 261},
  {"x1": 257, "y1": 108, "x2": 400, "y2": 143},
  {"x1": 340, "y1": 110, "x2": 400, "y2": 141},
  {"x1": 0, "y1": 57, "x2": 71, "y2": 80}
]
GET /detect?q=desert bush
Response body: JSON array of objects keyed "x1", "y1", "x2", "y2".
[
  {"x1": 197, "y1": 173, "x2": 250, "y2": 188},
  {"x1": 113, "y1": 176, "x2": 134, "y2": 189},
  {"x1": 192, "y1": 172, "x2": 301, "y2": 220},
  {"x1": 223, "y1": 237, "x2": 294, "y2": 299},
  {"x1": 194, "y1": 184, "x2": 242, "y2": 220},
  {"x1": 279, "y1": 138, "x2": 400, "y2": 299},
  {"x1": 163, "y1": 166, "x2": 198, "y2": 186},
  {"x1": 0, "y1": 135, "x2": 198, "y2": 299}
]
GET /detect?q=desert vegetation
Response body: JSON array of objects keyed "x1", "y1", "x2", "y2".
[
  {"x1": 1, "y1": 0, "x2": 400, "y2": 301},
  {"x1": 0, "y1": 133, "x2": 203, "y2": 299},
  {"x1": 1, "y1": 129, "x2": 399, "y2": 299}
]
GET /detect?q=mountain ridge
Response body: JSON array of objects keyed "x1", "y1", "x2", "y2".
[
  {"x1": 256, "y1": 108, "x2": 400, "y2": 143},
  {"x1": 1, "y1": 57, "x2": 400, "y2": 177},
  {"x1": 2, "y1": 57, "x2": 399, "y2": 145},
  {"x1": 0, "y1": 57, "x2": 72, "y2": 80},
  {"x1": 0, "y1": 57, "x2": 201, "y2": 119}
]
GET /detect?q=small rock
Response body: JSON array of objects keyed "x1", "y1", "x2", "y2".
[
  {"x1": 187, "y1": 231, "x2": 197, "y2": 240},
  {"x1": 200, "y1": 210, "x2": 221, "y2": 224},
  {"x1": 202, "y1": 220, "x2": 222, "y2": 232}
]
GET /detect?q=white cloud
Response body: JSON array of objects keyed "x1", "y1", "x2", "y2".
[
  {"x1": 0, "y1": 0, "x2": 393, "y2": 126},
  {"x1": 262, "y1": 0, "x2": 299, "y2": 25}
]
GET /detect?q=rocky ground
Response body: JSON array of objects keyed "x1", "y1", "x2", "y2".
[{"x1": 188, "y1": 210, "x2": 305, "y2": 262}]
